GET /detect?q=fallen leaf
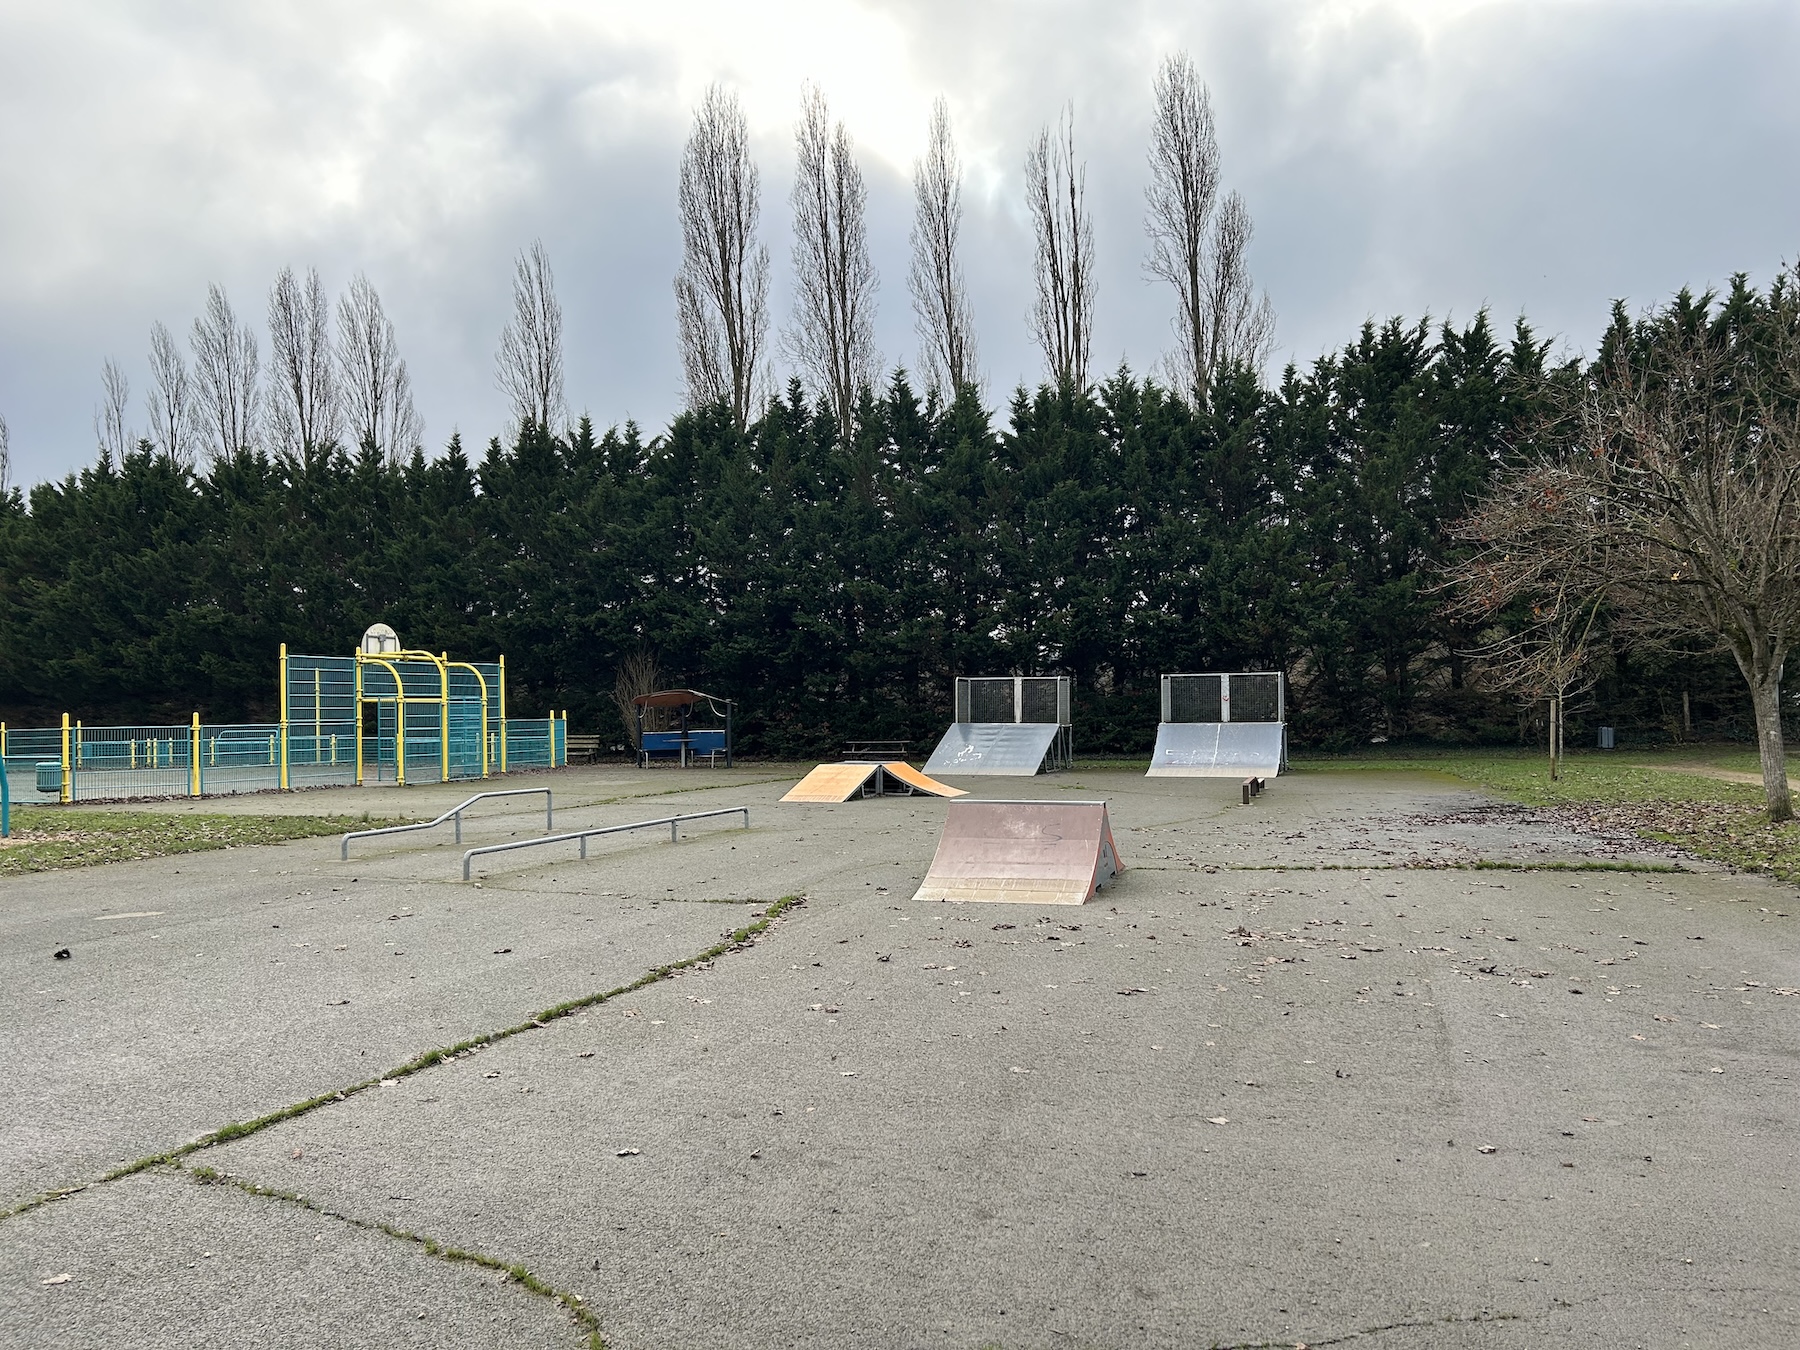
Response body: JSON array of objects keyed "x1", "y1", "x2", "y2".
[
  {"x1": 576, "y1": 1051, "x2": 595, "y2": 1059},
  {"x1": 52, "y1": 949, "x2": 71, "y2": 961},
  {"x1": 493, "y1": 948, "x2": 512, "y2": 954},
  {"x1": 42, "y1": 1273, "x2": 71, "y2": 1286},
  {"x1": 616, "y1": 1148, "x2": 640, "y2": 1157},
  {"x1": 1206, "y1": 1117, "x2": 1229, "y2": 1126},
  {"x1": 1710, "y1": 1066, "x2": 1724, "y2": 1073},
  {"x1": 1477, "y1": 1146, "x2": 1497, "y2": 1155}
]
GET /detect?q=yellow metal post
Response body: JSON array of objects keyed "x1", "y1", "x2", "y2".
[
  {"x1": 439, "y1": 651, "x2": 450, "y2": 784},
  {"x1": 191, "y1": 713, "x2": 201, "y2": 797},
  {"x1": 354, "y1": 654, "x2": 365, "y2": 786},
  {"x1": 498, "y1": 655, "x2": 508, "y2": 773},
  {"x1": 60, "y1": 713, "x2": 71, "y2": 803},
  {"x1": 279, "y1": 643, "x2": 290, "y2": 790}
]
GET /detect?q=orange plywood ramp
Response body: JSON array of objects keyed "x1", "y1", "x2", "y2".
[
  {"x1": 782, "y1": 761, "x2": 968, "y2": 803},
  {"x1": 782, "y1": 763, "x2": 881, "y2": 803},
  {"x1": 912, "y1": 799, "x2": 1124, "y2": 906},
  {"x1": 880, "y1": 761, "x2": 966, "y2": 798}
]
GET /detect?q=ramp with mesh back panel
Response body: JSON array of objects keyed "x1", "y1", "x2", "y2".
[
  {"x1": 912, "y1": 799, "x2": 1124, "y2": 905},
  {"x1": 1146, "y1": 672, "x2": 1287, "y2": 778},
  {"x1": 923, "y1": 676, "x2": 1073, "y2": 777}
]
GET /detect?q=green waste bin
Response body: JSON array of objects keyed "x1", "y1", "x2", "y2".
[{"x1": 36, "y1": 761, "x2": 61, "y2": 794}]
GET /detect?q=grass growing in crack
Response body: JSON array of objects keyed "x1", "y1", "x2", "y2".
[
  {"x1": 179, "y1": 1162, "x2": 606, "y2": 1349},
  {"x1": 0, "y1": 894, "x2": 807, "y2": 1224},
  {"x1": 0, "y1": 807, "x2": 401, "y2": 875}
]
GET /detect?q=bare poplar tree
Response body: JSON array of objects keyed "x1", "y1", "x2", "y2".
[
  {"x1": 1145, "y1": 53, "x2": 1274, "y2": 404},
  {"x1": 786, "y1": 84, "x2": 879, "y2": 436},
  {"x1": 675, "y1": 84, "x2": 770, "y2": 430},
  {"x1": 1202, "y1": 190, "x2": 1276, "y2": 384},
  {"x1": 190, "y1": 284, "x2": 262, "y2": 462},
  {"x1": 267, "y1": 265, "x2": 339, "y2": 455},
  {"x1": 1025, "y1": 105, "x2": 1095, "y2": 390},
  {"x1": 496, "y1": 239, "x2": 566, "y2": 436},
  {"x1": 1145, "y1": 54, "x2": 1219, "y2": 401},
  {"x1": 95, "y1": 358, "x2": 132, "y2": 463},
  {"x1": 146, "y1": 320, "x2": 199, "y2": 469},
  {"x1": 337, "y1": 272, "x2": 424, "y2": 462},
  {"x1": 909, "y1": 97, "x2": 979, "y2": 399},
  {"x1": 0, "y1": 411, "x2": 10, "y2": 497}
]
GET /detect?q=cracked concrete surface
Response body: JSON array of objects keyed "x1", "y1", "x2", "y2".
[{"x1": 3, "y1": 766, "x2": 1796, "y2": 1348}]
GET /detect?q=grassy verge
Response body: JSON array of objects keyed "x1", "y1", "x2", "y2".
[
  {"x1": 0, "y1": 807, "x2": 395, "y2": 875},
  {"x1": 1302, "y1": 747, "x2": 1800, "y2": 886}
]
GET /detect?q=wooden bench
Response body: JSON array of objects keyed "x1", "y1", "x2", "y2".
[{"x1": 565, "y1": 734, "x2": 604, "y2": 765}]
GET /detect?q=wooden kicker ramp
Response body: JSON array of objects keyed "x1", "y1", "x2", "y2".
[
  {"x1": 781, "y1": 761, "x2": 967, "y2": 804},
  {"x1": 912, "y1": 799, "x2": 1124, "y2": 906}
]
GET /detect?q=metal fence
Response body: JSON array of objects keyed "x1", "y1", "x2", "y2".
[{"x1": 0, "y1": 713, "x2": 566, "y2": 804}]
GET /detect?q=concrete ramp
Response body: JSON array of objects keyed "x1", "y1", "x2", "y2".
[
  {"x1": 1146, "y1": 722, "x2": 1286, "y2": 777},
  {"x1": 782, "y1": 762, "x2": 966, "y2": 803},
  {"x1": 912, "y1": 799, "x2": 1124, "y2": 906},
  {"x1": 923, "y1": 723, "x2": 1062, "y2": 777}
]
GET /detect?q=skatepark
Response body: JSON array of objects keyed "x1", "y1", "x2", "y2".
[{"x1": 4, "y1": 755, "x2": 1796, "y2": 1349}]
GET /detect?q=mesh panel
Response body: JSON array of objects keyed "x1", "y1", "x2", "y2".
[
  {"x1": 1168, "y1": 675, "x2": 1224, "y2": 724},
  {"x1": 1230, "y1": 674, "x2": 1283, "y2": 723},
  {"x1": 967, "y1": 678, "x2": 1017, "y2": 723},
  {"x1": 1020, "y1": 678, "x2": 1062, "y2": 724}
]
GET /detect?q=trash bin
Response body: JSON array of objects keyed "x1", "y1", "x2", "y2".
[
  {"x1": 1597, "y1": 727, "x2": 1616, "y2": 750},
  {"x1": 35, "y1": 761, "x2": 61, "y2": 794}
]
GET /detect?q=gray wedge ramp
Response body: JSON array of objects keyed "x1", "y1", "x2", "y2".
[
  {"x1": 923, "y1": 722, "x2": 1062, "y2": 776},
  {"x1": 1146, "y1": 721, "x2": 1286, "y2": 777}
]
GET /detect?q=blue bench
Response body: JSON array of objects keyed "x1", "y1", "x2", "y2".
[{"x1": 639, "y1": 729, "x2": 728, "y2": 767}]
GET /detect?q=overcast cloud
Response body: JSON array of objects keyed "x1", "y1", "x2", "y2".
[{"x1": 2, "y1": 0, "x2": 1796, "y2": 487}]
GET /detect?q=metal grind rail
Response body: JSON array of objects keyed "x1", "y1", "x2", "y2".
[
  {"x1": 342, "y1": 787, "x2": 554, "y2": 859},
  {"x1": 461, "y1": 806, "x2": 750, "y2": 881}
]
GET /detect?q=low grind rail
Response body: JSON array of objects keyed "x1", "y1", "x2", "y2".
[
  {"x1": 341, "y1": 787, "x2": 554, "y2": 859},
  {"x1": 461, "y1": 806, "x2": 750, "y2": 881}
]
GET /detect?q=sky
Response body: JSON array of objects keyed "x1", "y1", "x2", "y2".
[{"x1": 2, "y1": 0, "x2": 1797, "y2": 488}]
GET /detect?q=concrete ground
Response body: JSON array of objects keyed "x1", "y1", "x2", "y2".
[{"x1": 2, "y1": 766, "x2": 1796, "y2": 1349}]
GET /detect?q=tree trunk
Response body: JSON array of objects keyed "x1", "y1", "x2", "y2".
[{"x1": 1747, "y1": 669, "x2": 1793, "y2": 822}]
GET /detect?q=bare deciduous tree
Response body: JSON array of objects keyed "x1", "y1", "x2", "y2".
[
  {"x1": 496, "y1": 239, "x2": 566, "y2": 436},
  {"x1": 146, "y1": 320, "x2": 199, "y2": 469},
  {"x1": 1025, "y1": 105, "x2": 1095, "y2": 391},
  {"x1": 0, "y1": 411, "x2": 10, "y2": 497},
  {"x1": 1145, "y1": 53, "x2": 1219, "y2": 401},
  {"x1": 613, "y1": 647, "x2": 662, "y2": 751},
  {"x1": 909, "y1": 96, "x2": 978, "y2": 399},
  {"x1": 337, "y1": 273, "x2": 423, "y2": 462},
  {"x1": 95, "y1": 358, "x2": 132, "y2": 463},
  {"x1": 675, "y1": 84, "x2": 770, "y2": 430},
  {"x1": 1454, "y1": 284, "x2": 1800, "y2": 820},
  {"x1": 1202, "y1": 190, "x2": 1277, "y2": 386},
  {"x1": 190, "y1": 284, "x2": 262, "y2": 462},
  {"x1": 267, "y1": 265, "x2": 339, "y2": 456},
  {"x1": 786, "y1": 84, "x2": 879, "y2": 437},
  {"x1": 1145, "y1": 54, "x2": 1274, "y2": 404}
]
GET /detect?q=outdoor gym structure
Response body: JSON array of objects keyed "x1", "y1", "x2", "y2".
[{"x1": 0, "y1": 640, "x2": 566, "y2": 805}]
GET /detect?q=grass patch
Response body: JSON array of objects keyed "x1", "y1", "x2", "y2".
[
  {"x1": 0, "y1": 807, "x2": 397, "y2": 875},
  {"x1": 1303, "y1": 746, "x2": 1800, "y2": 886}
]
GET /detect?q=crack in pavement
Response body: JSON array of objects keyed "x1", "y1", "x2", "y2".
[
  {"x1": 173, "y1": 1160, "x2": 609, "y2": 1348},
  {"x1": 0, "y1": 891, "x2": 807, "y2": 1331},
  {"x1": 1213, "y1": 1309, "x2": 1527, "y2": 1348}
]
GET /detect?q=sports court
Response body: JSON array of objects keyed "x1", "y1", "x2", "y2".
[{"x1": 2, "y1": 764, "x2": 1796, "y2": 1348}]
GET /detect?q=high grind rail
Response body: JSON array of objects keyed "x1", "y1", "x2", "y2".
[
  {"x1": 461, "y1": 806, "x2": 750, "y2": 880},
  {"x1": 342, "y1": 788, "x2": 554, "y2": 860}
]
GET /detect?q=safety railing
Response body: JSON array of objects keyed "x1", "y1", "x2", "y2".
[
  {"x1": 341, "y1": 788, "x2": 554, "y2": 859},
  {"x1": 461, "y1": 806, "x2": 750, "y2": 881}
]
